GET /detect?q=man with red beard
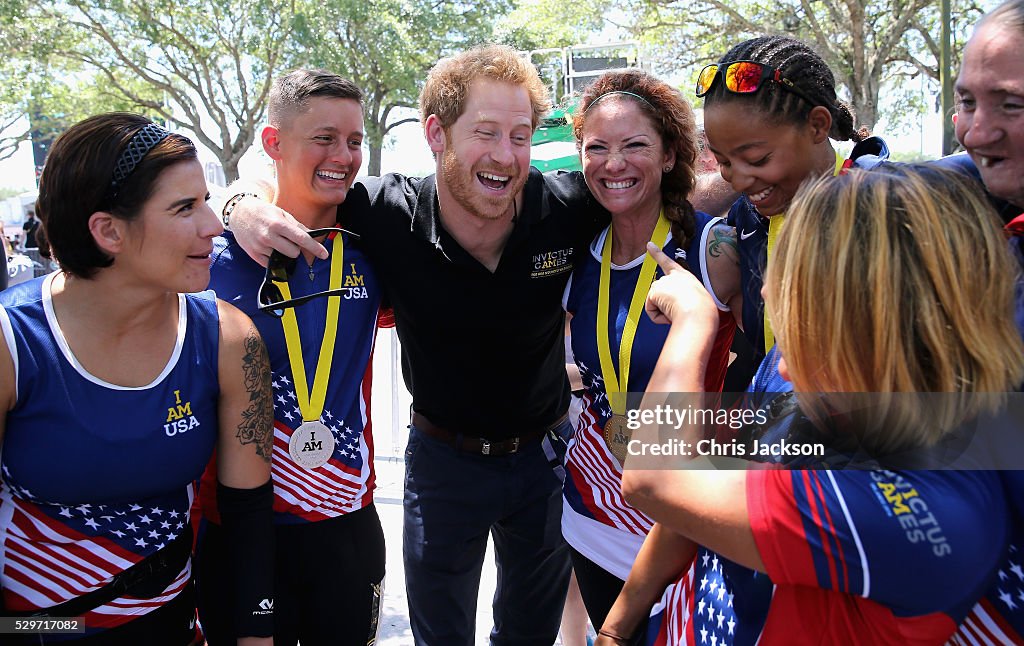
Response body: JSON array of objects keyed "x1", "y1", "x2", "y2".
[{"x1": 225, "y1": 45, "x2": 609, "y2": 645}]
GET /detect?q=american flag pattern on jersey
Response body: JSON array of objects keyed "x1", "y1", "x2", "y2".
[
  {"x1": 204, "y1": 231, "x2": 382, "y2": 525},
  {"x1": 646, "y1": 559, "x2": 696, "y2": 646},
  {"x1": 268, "y1": 365, "x2": 375, "y2": 522},
  {"x1": 689, "y1": 550, "x2": 743, "y2": 646},
  {"x1": 646, "y1": 548, "x2": 768, "y2": 646},
  {"x1": 563, "y1": 216, "x2": 734, "y2": 549},
  {"x1": 951, "y1": 533, "x2": 1024, "y2": 645},
  {"x1": 0, "y1": 480, "x2": 193, "y2": 630},
  {"x1": 564, "y1": 359, "x2": 653, "y2": 536}
]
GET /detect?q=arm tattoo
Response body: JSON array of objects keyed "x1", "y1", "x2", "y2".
[
  {"x1": 238, "y1": 325, "x2": 273, "y2": 463},
  {"x1": 708, "y1": 226, "x2": 739, "y2": 260}
]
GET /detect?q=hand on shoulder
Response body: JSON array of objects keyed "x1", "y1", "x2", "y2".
[{"x1": 225, "y1": 183, "x2": 328, "y2": 267}]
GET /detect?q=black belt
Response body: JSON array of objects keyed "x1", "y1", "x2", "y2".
[
  {"x1": 412, "y1": 412, "x2": 567, "y2": 456},
  {"x1": 11, "y1": 523, "x2": 193, "y2": 618}
]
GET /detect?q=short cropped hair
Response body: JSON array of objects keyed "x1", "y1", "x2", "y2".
[
  {"x1": 978, "y1": 0, "x2": 1024, "y2": 33},
  {"x1": 419, "y1": 44, "x2": 551, "y2": 130},
  {"x1": 766, "y1": 164, "x2": 1024, "y2": 452},
  {"x1": 35, "y1": 112, "x2": 197, "y2": 279},
  {"x1": 573, "y1": 69, "x2": 699, "y2": 249},
  {"x1": 269, "y1": 69, "x2": 363, "y2": 127}
]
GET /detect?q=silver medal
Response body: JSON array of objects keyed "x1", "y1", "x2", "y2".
[{"x1": 288, "y1": 420, "x2": 335, "y2": 469}]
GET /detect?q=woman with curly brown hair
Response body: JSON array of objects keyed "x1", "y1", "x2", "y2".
[{"x1": 562, "y1": 69, "x2": 743, "y2": 630}]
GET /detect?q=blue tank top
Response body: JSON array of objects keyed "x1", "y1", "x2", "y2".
[
  {"x1": 561, "y1": 212, "x2": 735, "y2": 575},
  {"x1": 0, "y1": 275, "x2": 220, "y2": 623},
  {"x1": 566, "y1": 211, "x2": 730, "y2": 409},
  {"x1": 1, "y1": 276, "x2": 220, "y2": 501}
]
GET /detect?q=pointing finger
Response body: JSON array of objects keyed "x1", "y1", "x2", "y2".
[{"x1": 646, "y1": 241, "x2": 686, "y2": 276}]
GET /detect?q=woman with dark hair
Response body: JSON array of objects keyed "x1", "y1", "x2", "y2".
[
  {"x1": 698, "y1": 35, "x2": 888, "y2": 371},
  {"x1": 562, "y1": 68, "x2": 741, "y2": 631},
  {"x1": 0, "y1": 113, "x2": 274, "y2": 645}
]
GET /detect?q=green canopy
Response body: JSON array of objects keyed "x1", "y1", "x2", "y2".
[{"x1": 530, "y1": 107, "x2": 581, "y2": 172}]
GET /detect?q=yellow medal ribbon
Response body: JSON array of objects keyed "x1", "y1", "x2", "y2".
[
  {"x1": 763, "y1": 151, "x2": 846, "y2": 354},
  {"x1": 763, "y1": 215, "x2": 784, "y2": 355},
  {"x1": 597, "y1": 211, "x2": 671, "y2": 415},
  {"x1": 276, "y1": 233, "x2": 344, "y2": 422}
]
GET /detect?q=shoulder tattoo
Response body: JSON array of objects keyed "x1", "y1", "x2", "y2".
[
  {"x1": 708, "y1": 225, "x2": 738, "y2": 260},
  {"x1": 237, "y1": 325, "x2": 273, "y2": 463}
]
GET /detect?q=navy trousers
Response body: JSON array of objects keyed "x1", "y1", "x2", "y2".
[{"x1": 403, "y1": 421, "x2": 572, "y2": 645}]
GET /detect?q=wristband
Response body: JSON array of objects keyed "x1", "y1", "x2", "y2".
[
  {"x1": 598, "y1": 628, "x2": 631, "y2": 644},
  {"x1": 221, "y1": 192, "x2": 259, "y2": 229},
  {"x1": 218, "y1": 479, "x2": 274, "y2": 638}
]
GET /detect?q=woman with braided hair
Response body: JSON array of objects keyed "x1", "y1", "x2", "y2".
[
  {"x1": 591, "y1": 34, "x2": 1022, "y2": 646},
  {"x1": 562, "y1": 68, "x2": 742, "y2": 631},
  {"x1": 699, "y1": 35, "x2": 887, "y2": 372}
]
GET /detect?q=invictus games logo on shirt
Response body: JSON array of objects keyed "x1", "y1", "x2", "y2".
[
  {"x1": 870, "y1": 470, "x2": 951, "y2": 557},
  {"x1": 165, "y1": 389, "x2": 202, "y2": 437},
  {"x1": 531, "y1": 248, "x2": 574, "y2": 278}
]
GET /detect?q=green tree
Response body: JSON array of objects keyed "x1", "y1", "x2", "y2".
[
  {"x1": 0, "y1": 63, "x2": 41, "y2": 163},
  {"x1": 294, "y1": 0, "x2": 511, "y2": 176},
  {"x1": 0, "y1": 0, "x2": 153, "y2": 169},
  {"x1": 0, "y1": 0, "x2": 47, "y2": 162},
  {"x1": 618, "y1": 0, "x2": 982, "y2": 131},
  {"x1": 0, "y1": 70, "x2": 160, "y2": 164},
  {"x1": 31, "y1": 0, "x2": 299, "y2": 182},
  {"x1": 494, "y1": 0, "x2": 607, "y2": 51}
]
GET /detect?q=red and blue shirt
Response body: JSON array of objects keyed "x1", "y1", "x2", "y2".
[
  {"x1": 645, "y1": 352, "x2": 1010, "y2": 645},
  {"x1": 647, "y1": 468, "x2": 1008, "y2": 645},
  {"x1": 203, "y1": 230, "x2": 383, "y2": 524}
]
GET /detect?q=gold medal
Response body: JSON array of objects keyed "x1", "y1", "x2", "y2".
[
  {"x1": 602, "y1": 414, "x2": 631, "y2": 467},
  {"x1": 596, "y1": 212, "x2": 670, "y2": 465}
]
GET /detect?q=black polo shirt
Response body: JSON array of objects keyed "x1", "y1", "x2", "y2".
[{"x1": 340, "y1": 168, "x2": 607, "y2": 439}]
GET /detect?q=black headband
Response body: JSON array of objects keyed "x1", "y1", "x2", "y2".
[{"x1": 109, "y1": 123, "x2": 172, "y2": 199}]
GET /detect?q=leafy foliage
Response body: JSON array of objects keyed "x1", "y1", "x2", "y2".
[
  {"x1": 618, "y1": 0, "x2": 983, "y2": 132},
  {"x1": 0, "y1": 0, "x2": 985, "y2": 180},
  {"x1": 293, "y1": 0, "x2": 511, "y2": 175},
  {"x1": 24, "y1": 0, "x2": 299, "y2": 181},
  {"x1": 493, "y1": 0, "x2": 607, "y2": 51}
]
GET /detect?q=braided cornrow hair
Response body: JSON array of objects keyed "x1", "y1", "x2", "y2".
[
  {"x1": 573, "y1": 69, "x2": 699, "y2": 249},
  {"x1": 704, "y1": 35, "x2": 869, "y2": 143}
]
